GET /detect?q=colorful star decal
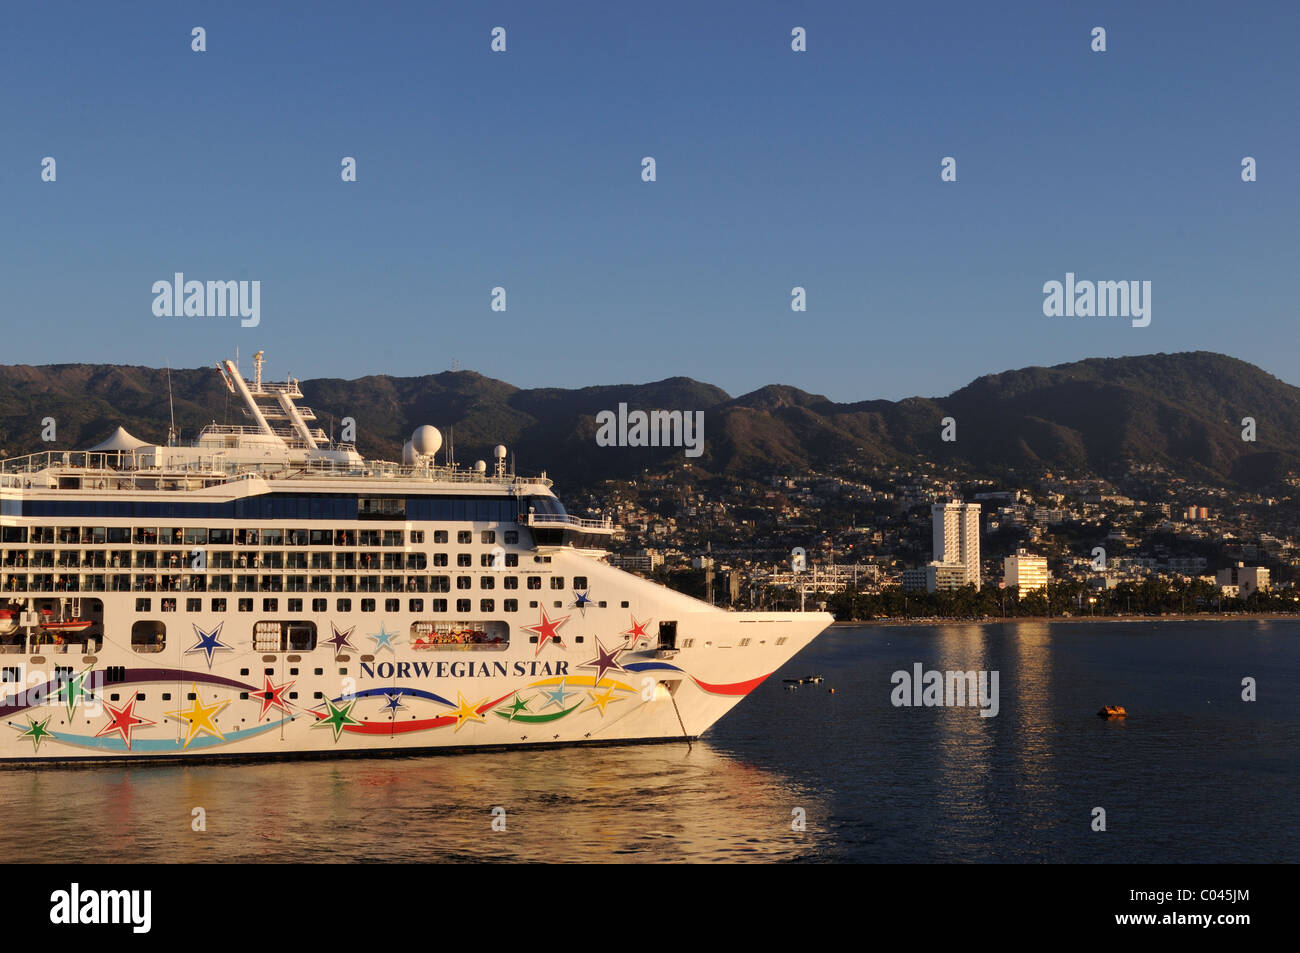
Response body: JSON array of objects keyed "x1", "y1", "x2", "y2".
[
  {"x1": 523, "y1": 608, "x2": 569, "y2": 656},
  {"x1": 95, "y1": 698, "x2": 156, "y2": 750},
  {"x1": 184, "y1": 623, "x2": 233, "y2": 669},
  {"x1": 381, "y1": 692, "x2": 406, "y2": 714},
  {"x1": 312, "y1": 696, "x2": 361, "y2": 741},
  {"x1": 498, "y1": 693, "x2": 532, "y2": 721},
  {"x1": 622, "y1": 615, "x2": 652, "y2": 644},
  {"x1": 15, "y1": 714, "x2": 54, "y2": 753},
  {"x1": 444, "y1": 692, "x2": 488, "y2": 732},
  {"x1": 166, "y1": 684, "x2": 231, "y2": 749},
  {"x1": 584, "y1": 685, "x2": 623, "y2": 717},
  {"x1": 324, "y1": 623, "x2": 357, "y2": 657},
  {"x1": 571, "y1": 590, "x2": 593, "y2": 615},
  {"x1": 536, "y1": 680, "x2": 575, "y2": 711},
  {"x1": 579, "y1": 636, "x2": 628, "y2": 684},
  {"x1": 253, "y1": 675, "x2": 295, "y2": 719},
  {"x1": 56, "y1": 667, "x2": 95, "y2": 719},
  {"x1": 368, "y1": 623, "x2": 400, "y2": 654}
]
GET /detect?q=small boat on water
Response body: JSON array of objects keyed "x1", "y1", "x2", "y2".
[{"x1": 1097, "y1": 705, "x2": 1127, "y2": 719}]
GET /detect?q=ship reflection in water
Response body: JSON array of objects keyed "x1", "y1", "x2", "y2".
[{"x1": 0, "y1": 742, "x2": 827, "y2": 863}]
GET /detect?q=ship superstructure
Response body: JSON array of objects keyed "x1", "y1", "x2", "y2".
[{"x1": 0, "y1": 353, "x2": 831, "y2": 762}]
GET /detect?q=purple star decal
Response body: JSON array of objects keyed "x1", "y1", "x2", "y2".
[
  {"x1": 324, "y1": 623, "x2": 357, "y2": 656},
  {"x1": 579, "y1": 636, "x2": 627, "y2": 684}
]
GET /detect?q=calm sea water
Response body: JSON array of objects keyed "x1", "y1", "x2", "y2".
[{"x1": 3, "y1": 620, "x2": 1296, "y2": 863}]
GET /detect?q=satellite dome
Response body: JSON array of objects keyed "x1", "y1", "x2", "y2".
[
  {"x1": 401, "y1": 440, "x2": 417, "y2": 465},
  {"x1": 474, "y1": 460, "x2": 487, "y2": 473},
  {"x1": 411, "y1": 425, "x2": 442, "y2": 456},
  {"x1": 493, "y1": 444, "x2": 507, "y2": 460}
]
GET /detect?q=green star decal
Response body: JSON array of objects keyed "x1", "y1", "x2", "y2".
[
  {"x1": 17, "y1": 715, "x2": 54, "y2": 753},
  {"x1": 498, "y1": 693, "x2": 532, "y2": 721},
  {"x1": 312, "y1": 697, "x2": 361, "y2": 742},
  {"x1": 57, "y1": 668, "x2": 94, "y2": 720}
]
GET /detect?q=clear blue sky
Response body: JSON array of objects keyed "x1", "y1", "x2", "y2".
[{"x1": 2, "y1": 1, "x2": 1295, "y2": 402}]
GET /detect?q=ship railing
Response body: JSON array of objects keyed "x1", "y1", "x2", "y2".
[
  {"x1": 0, "y1": 448, "x2": 554, "y2": 488},
  {"x1": 525, "y1": 513, "x2": 616, "y2": 531}
]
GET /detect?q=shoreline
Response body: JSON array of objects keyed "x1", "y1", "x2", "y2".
[{"x1": 831, "y1": 613, "x2": 1300, "y2": 627}]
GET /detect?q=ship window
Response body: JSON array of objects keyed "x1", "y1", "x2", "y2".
[
  {"x1": 433, "y1": 531, "x2": 448, "y2": 544},
  {"x1": 504, "y1": 577, "x2": 518, "y2": 590},
  {"x1": 240, "y1": 668, "x2": 249, "y2": 675},
  {"x1": 211, "y1": 598, "x2": 227, "y2": 612},
  {"x1": 289, "y1": 668, "x2": 298, "y2": 675},
  {"x1": 288, "y1": 598, "x2": 302, "y2": 613},
  {"x1": 262, "y1": 529, "x2": 283, "y2": 546},
  {"x1": 382, "y1": 530, "x2": 403, "y2": 547},
  {"x1": 432, "y1": 599, "x2": 447, "y2": 612},
  {"x1": 314, "y1": 692, "x2": 323, "y2": 699},
  {"x1": 410, "y1": 531, "x2": 424, "y2": 544},
  {"x1": 504, "y1": 531, "x2": 518, "y2": 544},
  {"x1": 505, "y1": 554, "x2": 518, "y2": 567},
  {"x1": 1, "y1": 527, "x2": 27, "y2": 543},
  {"x1": 598, "y1": 601, "x2": 606, "y2": 608},
  {"x1": 504, "y1": 599, "x2": 517, "y2": 612},
  {"x1": 337, "y1": 599, "x2": 351, "y2": 612},
  {"x1": 1, "y1": 666, "x2": 20, "y2": 684},
  {"x1": 430, "y1": 575, "x2": 450, "y2": 592},
  {"x1": 312, "y1": 598, "x2": 326, "y2": 612},
  {"x1": 456, "y1": 576, "x2": 471, "y2": 590},
  {"x1": 480, "y1": 576, "x2": 494, "y2": 590},
  {"x1": 480, "y1": 599, "x2": 495, "y2": 612},
  {"x1": 186, "y1": 598, "x2": 201, "y2": 612},
  {"x1": 309, "y1": 530, "x2": 332, "y2": 546},
  {"x1": 457, "y1": 531, "x2": 472, "y2": 544},
  {"x1": 385, "y1": 598, "x2": 399, "y2": 612},
  {"x1": 135, "y1": 598, "x2": 150, "y2": 612},
  {"x1": 359, "y1": 498, "x2": 405, "y2": 519},
  {"x1": 620, "y1": 601, "x2": 629, "y2": 608},
  {"x1": 209, "y1": 528, "x2": 233, "y2": 545},
  {"x1": 106, "y1": 527, "x2": 131, "y2": 544},
  {"x1": 289, "y1": 529, "x2": 309, "y2": 546},
  {"x1": 481, "y1": 531, "x2": 495, "y2": 544},
  {"x1": 433, "y1": 553, "x2": 448, "y2": 567},
  {"x1": 161, "y1": 599, "x2": 176, "y2": 612},
  {"x1": 238, "y1": 598, "x2": 252, "y2": 612},
  {"x1": 409, "y1": 599, "x2": 423, "y2": 612},
  {"x1": 553, "y1": 601, "x2": 562, "y2": 608},
  {"x1": 263, "y1": 599, "x2": 278, "y2": 612},
  {"x1": 550, "y1": 577, "x2": 565, "y2": 589},
  {"x1": 361, "y1": 599, "x2": 375, "y2": 612},
  {"x1": 184, "y1": 528, "x2": 208, "y2": 546},
  {"x1": 130, "y1": 620, "x2": 165, "y2": 652},
  {"x1": 289, "y1": 692, "x2": 298, "y2": 700},
  {"x1": 527, "y1": 577, "x2": 541, "y2": 589},
  {"x1": 314, "y1": 668, "x2": 323, "y2": 675},
  {"x1": 456, "y1": 599, "x2": 470, "y2": 613},
  {"x1": 457, "y1": 554, "x2": 472, "y2": 567},
  {"x1": 574, "y1": 577, "x2": 588, "y2": 589},
  {"x1": 162, "y1": 693, "x2": 171, "y2": 701},
  {"x1": 529, "y1": 600, "x2": 537, "y2": 608},
  {"x1": 359, "y1": 530, "x2": 380, "y2": 546}
]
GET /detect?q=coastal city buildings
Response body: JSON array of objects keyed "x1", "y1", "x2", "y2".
[
  {"x1": 930, "y1": 500, "x2": 981, "y2": 592},
  {"x1": 1003, "y1": 549, "x2": 1050, "y2": 594}
]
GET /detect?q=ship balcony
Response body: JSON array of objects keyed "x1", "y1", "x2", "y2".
[{"x1": 524, "y1": 512, "x2": 616, "y2": 548}]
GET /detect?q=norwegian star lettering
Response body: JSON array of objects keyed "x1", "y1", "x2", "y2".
[{"x1": 361, "y1": 660, "x2": 569, "y2": 679}]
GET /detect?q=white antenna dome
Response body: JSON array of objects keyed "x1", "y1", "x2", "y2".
[
  {"x1": 401, "y1": 440, "x2": 417, "y2": 465},
  {"x1": 493, "y1": 444, "x2": 507, "y2": 460},
  {"x1": 411, "y1": 425, "x2": 442, "y2": 456},
  {"x1": 474, "y1": 459, "x2": 487, "y2": 473}
]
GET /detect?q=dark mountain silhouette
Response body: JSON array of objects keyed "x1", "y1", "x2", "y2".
[{"x1": 1, "y1": 352, "x2": 1296, "y2": 489}]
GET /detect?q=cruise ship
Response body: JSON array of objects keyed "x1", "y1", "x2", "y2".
[{"x1": 0, "y1": 353, "x2": 831, "y2": 763}]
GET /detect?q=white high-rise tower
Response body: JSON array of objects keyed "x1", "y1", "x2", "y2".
[{"x1": 931, "y1": 500, "x2": 981, "y2": 590}]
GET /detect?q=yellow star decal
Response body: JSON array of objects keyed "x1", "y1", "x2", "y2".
[
  {"x1": 444, "y1": 692, "x2": 488, "y2": 732},
  {"x1": 584, "y1": 685, "x2": 623, "y2": 717},
  {"x1": 165, "y1": 683, "x2": 231, "y2": 749}
]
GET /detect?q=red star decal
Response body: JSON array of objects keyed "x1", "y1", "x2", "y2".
[
  {"x1": 95, "y1": 698, "x2": 156, "y2": 750},
  {"x1": 523, "y1": 607, "x2": 570, "y2": 656},
  {"x1": 622, "y1": 615, "x2": 652, "y2": 644},
  {"x1": 254, "y1": 675, "x2": 296, "y2": 719}
]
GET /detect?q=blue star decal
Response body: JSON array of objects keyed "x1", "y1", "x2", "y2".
[
  {"x1": 571, "y1": 590, "x2": 593, "y2": 615},
  {"x1": 184, "y1": 623, "x2": 233, "y2": 669},
  {"x1": 368, "y1": 623, "x2": 400, "y2": 653},
  {"x1": 381, "y1": 692, "x2": 406, "y2": 714},
  {"x1": 537, "y1": 679, "x2": 575, "y2": 711}
]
